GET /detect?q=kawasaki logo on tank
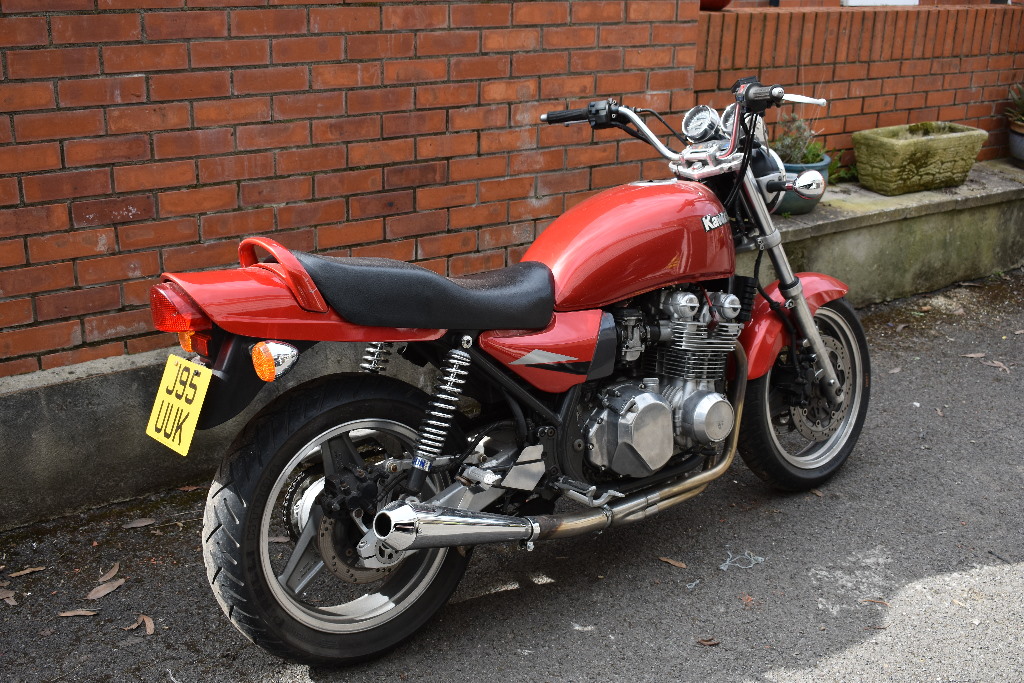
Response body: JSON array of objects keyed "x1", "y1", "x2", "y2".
[{"x1": 701, "y1": 211, "x2": 729, "y2": 232}]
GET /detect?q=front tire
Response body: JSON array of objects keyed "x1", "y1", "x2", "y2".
[
  {"x1": 202, "y1": 374, "x2": 470, "y2": 665},
  {"x1": 739, "y1": 299, "x2": 870, "y2": 491}
]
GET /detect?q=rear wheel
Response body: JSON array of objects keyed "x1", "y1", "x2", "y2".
[
  {"x1": 739, "y1": 299, "x2": 870, "y2": 491},
  {"x1": 202, "y1": 375, "x2": 469, "y2": 665}
]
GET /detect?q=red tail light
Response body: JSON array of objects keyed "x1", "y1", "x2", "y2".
[{"x1": 150, "y1": 282, "x2": 212, "y2": 332}]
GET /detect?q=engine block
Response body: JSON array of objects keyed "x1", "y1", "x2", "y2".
[{"x1": 584, "y1": 289, "x2": 745, "y2": 478}]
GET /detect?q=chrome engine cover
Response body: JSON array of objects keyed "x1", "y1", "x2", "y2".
[{"x1": 585, "y1": 383, "x2": 674, "y2": 478}]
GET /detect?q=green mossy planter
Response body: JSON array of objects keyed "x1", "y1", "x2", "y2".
[{"x1": 852, "y1": 122, "x2": 988, "y2": 196}]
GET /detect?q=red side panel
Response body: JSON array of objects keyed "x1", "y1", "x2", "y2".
[
  {"x1": 739, "y1": 273, "x2": 849, "y2": 380},
  {"x1": 479, "y1": 310, "x2": 603, "y2": 393},
  {"x1": 164, "y1": 268, "x2": 444, "y2": 343},
  {"x1": 523, "y1": 181, "x2": 734, "y2": 311}
]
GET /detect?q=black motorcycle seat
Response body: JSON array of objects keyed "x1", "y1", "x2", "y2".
[{"x1": 293, "y1": 252, "x2": 555, "y2": 330}]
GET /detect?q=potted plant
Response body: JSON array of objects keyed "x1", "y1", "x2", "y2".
[
  {"x1": 771, "y1": 113, "x2": 830, "y2": 215},
  {"x1": 1007, "y1": 82, "x2": 1024, "y2": 167},
  {"x1": 852, "y1": 121, "x2": 988, "y2": 196}
]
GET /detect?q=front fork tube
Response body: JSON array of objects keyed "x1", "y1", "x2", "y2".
[{"x1": 741, "y1": 171, "x2": 844, "y2": 406}]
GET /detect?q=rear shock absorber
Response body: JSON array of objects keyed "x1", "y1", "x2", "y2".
[
  {"x1": 405, "y1": 343, "x2": 472, "y2": 495},
  {"x1": 360, "y1": 342, "x2": 393, "y2": 374}
]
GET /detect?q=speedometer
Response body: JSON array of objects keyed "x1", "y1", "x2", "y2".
[
  {"x1": 721, "y1": 103, "x2": 737, "y2": 135},
  {"x1": 682, "y1": 105, "x2": 721, "y2": 143}
]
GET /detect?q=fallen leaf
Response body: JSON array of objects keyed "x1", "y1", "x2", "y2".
[
  {"x1": 935, "y1": 407, "x2": 945, "y2": 417},
  {"x1": 268, "y1": 536, "x2": 290, "y2": 544},
  {"x1": 895, "y1": 324, "x2": 909, "y2": 332},
  {"x1": 59, "y1": 609, "x2": 97, "y2": 617},
  {"x1": 1014, "y1": 330, "x2": 1024, "y2": 335},
  {"x1": 99, "y1": 562, "x2": 120, "y2": 582},
  {"x1": 919, "y1": 305, "x2": 932, "y2": 312},
  {"x1": 959, "y1": 281, "x2": 983, "y2": 287},
  {"x1": 960, "y1": 353, "x2": 986, "y2": 358},
  {"x1": 177, "y1": 485, "x2": 202, "y2": 492},
  {"x1": 810, "y1": 488, "x2": 823, "y2": 497},
  {"x1": 981, "y1": 359, "x2": 1010, "y2": 373},
  {"x1": 0, "y1": 588, "x2": 16, "y2": 606},
  {"x1": 698, "y1": 638, "x2": 720, "y2": 647},
  {"x1": 952, "y1": 308, "x2": 966, "y2": 316},
  {"x1": 0, "y1": 580, "x2": 9, "y2": 587},
  {"x1": 658, "y1": 557, "x2": 687, "y2": 569},
  {"x1": 123, "y1": 614, "x2": 155, "y2": 635},
  {"x1": 39, "y1": 628, "x2": 54, "y2": 637},
  {"x1": 122, "y1": 518, "x2": 156, "y2": 529},
  {"x1": 888, "y1": 367, "x2": 901, "y2": 374},
  {"x1": 860, "y1": 598, "x2": 890, "y2": 607},
  {"x1": 9, "y1": 566, "x2": 45, "y2": 577},
  {"x1": 85, "y1": 578, "x2": 125, "y2": 600}
]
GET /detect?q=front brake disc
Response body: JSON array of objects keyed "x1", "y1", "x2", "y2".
[{"x1": 791, "y1": 336, "x2": 850, "y2": 441}]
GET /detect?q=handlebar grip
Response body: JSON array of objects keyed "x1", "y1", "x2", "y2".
[
  {"x1": 746, "y1": 85, "x2": 784, "y2": 104},
  {"x1": 541, "y1": 107, "x2": 590, "y2": 124}
]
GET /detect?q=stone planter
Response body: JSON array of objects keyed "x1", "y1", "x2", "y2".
[
  {"x1": 777, "y1": 154, "x2": 830, "y2": 215},
  {"x1": 852, "y1": 122, "x2": 988, "y2": 196}
]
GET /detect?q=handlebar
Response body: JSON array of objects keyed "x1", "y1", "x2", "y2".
[{"x1": 538, "y1": 79, "x2": 828, "y2": 166}]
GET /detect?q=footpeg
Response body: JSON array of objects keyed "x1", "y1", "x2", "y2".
[{"x1": 553, "y1": 477, "x2": 624, "y2": 508}]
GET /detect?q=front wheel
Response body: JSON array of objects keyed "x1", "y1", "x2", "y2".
[
  {"x1": 202, "y1": 374, "x2": 470, "y2": 665},
  {"x1": 739, "y1": 298, "x2": 870, "y2": 491}
]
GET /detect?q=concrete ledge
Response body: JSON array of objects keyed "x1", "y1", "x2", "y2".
[
  {"x1": 2, "y1": 160, "x2": 1023, "y2": 529},
  {"x1": 747, "y1": 160, "x2": 1024, "y2": 305}
]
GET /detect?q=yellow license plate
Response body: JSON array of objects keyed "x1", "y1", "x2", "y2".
[{"x1": 146, "y1": 355, "x2": 213, "y2": 456}]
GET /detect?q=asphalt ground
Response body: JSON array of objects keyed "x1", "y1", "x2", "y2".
[{"x1": 1, "y1": 269, "x2": 1022, "y2": 683}]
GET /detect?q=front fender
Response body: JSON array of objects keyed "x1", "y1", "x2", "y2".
[{"x1": 739, "y1": 273, "x2": 849, "y2": 380}]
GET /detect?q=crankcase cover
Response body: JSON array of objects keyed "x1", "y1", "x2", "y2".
[
  {"x1": 587, "y1": 384, "x2": 674, "y2": 478},
  {"x1": 680, "y1": 390, "x2": 734, "y2": 444}
]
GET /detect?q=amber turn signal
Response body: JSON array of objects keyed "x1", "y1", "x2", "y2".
[{"x1": 250, "y1": 341, "x2": 300, "y2": 382}]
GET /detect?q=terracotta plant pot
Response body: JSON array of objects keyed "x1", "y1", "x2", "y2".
[{"x1": 852, "y1": 122, "x2": 988, "y2": 196}]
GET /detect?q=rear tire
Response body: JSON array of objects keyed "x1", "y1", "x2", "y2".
[
  {"x1": 202, "y1": 374, "x2": 470, "y2": 665},
  {"x1": 739, "y1": 299, "x2": 870, "y2": 491}
]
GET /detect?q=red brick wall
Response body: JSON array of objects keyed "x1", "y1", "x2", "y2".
[
  {"x1": 0, "y1": 1, "x2": 699, "y2": 377},
  {"x1": 696, "y1": 6, "x2": 1024, "y2": 163}
]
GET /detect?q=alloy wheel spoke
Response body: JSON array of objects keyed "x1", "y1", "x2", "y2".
[{"x1": 277, "y1": 506, "x2": 325, "y2": 595}]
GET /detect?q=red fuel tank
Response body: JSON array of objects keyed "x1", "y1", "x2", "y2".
[{"x1": 523, "y1": 180, "x2": 734, "y2": 311}]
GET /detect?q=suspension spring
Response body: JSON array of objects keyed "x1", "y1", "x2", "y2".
[
  {"x1": 405, "y1": 347, "x2": 471, "y2": 494},
  {"x1": 359, "y1": 342, "x2": 394, "y2": 374}
]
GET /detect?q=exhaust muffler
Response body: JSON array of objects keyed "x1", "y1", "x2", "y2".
[{"x1": 373, "y1": 501, "x2": 539, "y2": 550}]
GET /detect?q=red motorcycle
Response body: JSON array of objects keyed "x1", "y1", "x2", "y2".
[{"x1": 147, "y1": 78, "x2": 870, "y2": 665}]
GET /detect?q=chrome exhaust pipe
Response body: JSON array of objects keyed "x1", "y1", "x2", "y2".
[
  {"x1": 372, "y1": 345, "x2": 747, "y2": 551},
  {"x1": 374, "y1": 500, "x2": 539, "y2": 551}
]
